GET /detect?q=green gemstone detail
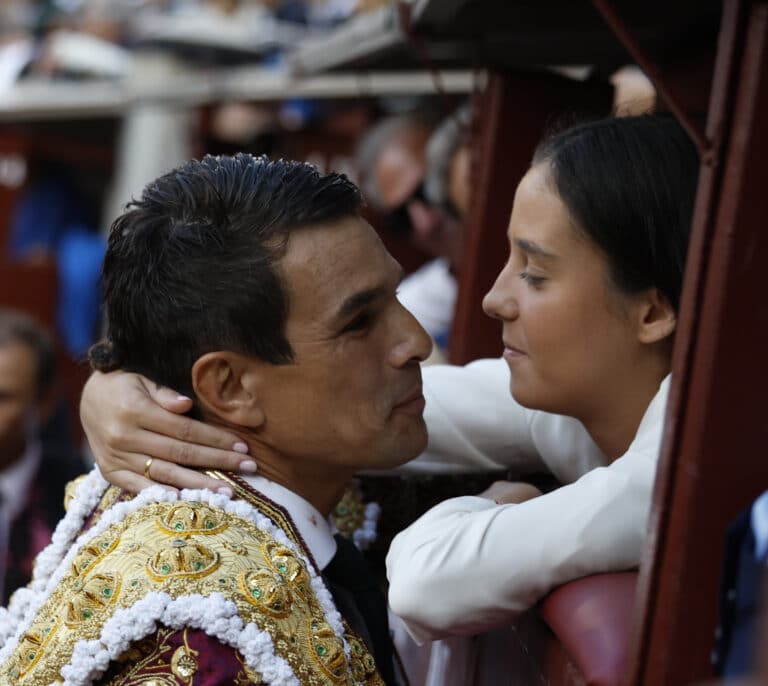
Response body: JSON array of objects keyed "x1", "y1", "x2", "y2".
[
  {"x1": 174, "y1": 522, "x2": 185, "y2": 530},
  {"x1": 277, "y1": 564, "x2": 287, "y2": 573},
  {"x1": 28, "y1": 652, "x2": 35, "y2": 661},
  {"x1": 219, "y1": 578, "x2": 227, "y2": 584},
  {"x1": 252, "y1": 587, "x2": 262, "y2": 598},
  {"x1": 43, "y1": 627, "x2": 51, "y2": 635},
  {"x1": 103, "y1": 588, "x2": 112, "y2": 597},
  {"x1": 290, "y1": 636, "x2": 296, "y2": 644},
  {"x1": 82, "y1": 611, "x2": 92, "y2": 620},
  {"x1": 131, "y1": 580, "x2": 139, "y2": 587},
  {"x1": 102, "y1": 542, "x2": 109, "y2": 548},
  {"x1": 161, "y1": 564, "x2": 171, "y2": 574},
  {"x1": 337, "y1": 506, "x2": 348, "y2": 515},
  {"x1": 316, "y1": 645, "x2": 327, "y2": 656},
  {"x1": 206, "y1": 520, "x2": 215, "y2": 529},
  {"x1": 194, "y1": 561, "x2": 204, "y2": 570}
]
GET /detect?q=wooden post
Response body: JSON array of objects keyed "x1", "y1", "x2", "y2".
[{"x1": 627, "y1": 2, "x2": 768, "y2": 683}]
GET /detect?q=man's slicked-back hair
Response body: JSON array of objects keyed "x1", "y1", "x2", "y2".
[{"x1": 90, "y1": 154, "x2": 362, "y2": 399}]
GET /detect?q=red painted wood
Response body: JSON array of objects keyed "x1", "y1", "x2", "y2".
[{"x1": 629, "y1": 3, "x2": 768, "y2": 684}]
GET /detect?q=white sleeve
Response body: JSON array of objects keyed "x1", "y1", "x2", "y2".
[
  {"x1": 386, "y1": 445, "x2": 656, "y2": 642},
  {"x1": 399, "y1": 358, "x2": 547, "y2": 476},
  {"x1": 396, "y1": 259, "x2": 457, "y2": 340}
]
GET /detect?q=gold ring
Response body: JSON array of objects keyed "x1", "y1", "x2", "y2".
[{"x1": 143, "y1": 457, "x2": 154, "y2": 480}]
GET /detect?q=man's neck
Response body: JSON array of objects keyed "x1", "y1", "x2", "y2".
[{"x1": 233, "y1": 439, "x2": 353, "y2": 518}]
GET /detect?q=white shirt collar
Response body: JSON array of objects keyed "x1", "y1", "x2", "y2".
[
  {"x1": 0, "y1": 440, "x2": 41, "y2": 521},
  {"x1": 240, "y1": 474, "x2": 337, "y2": 570}
]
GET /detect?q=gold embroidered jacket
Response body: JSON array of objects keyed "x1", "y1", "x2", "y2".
[{"x1": 0, "y1": 470, "x2": 383, "y2": 686}]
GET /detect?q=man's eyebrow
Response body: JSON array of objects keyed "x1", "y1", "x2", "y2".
[
  {"x1": 335, "y1": 267, "x2": 405, "y2": 322},
  {"x1": 515, "y1": 238, "x2": 558, "y2": 259},
  {"x1": 336, "y1": 287, "x2": 386, "y2": 321}
]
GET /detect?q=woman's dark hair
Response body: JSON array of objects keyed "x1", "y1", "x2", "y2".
[
  {"x1": 532, "y1": 114, "x2": 699, "y2": 312},
  {"x1": 90, "y1": 154, "x2": 362, "y2": 400}
]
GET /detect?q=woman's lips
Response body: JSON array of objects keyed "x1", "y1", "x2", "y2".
[{"x1": 503, "y1": 343, "x2": 527, "y2": 359}]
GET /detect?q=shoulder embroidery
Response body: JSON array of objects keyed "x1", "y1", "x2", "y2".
[
  {"x1": 330, "y1": 482, "x2": 380, "y2": 552},
  {"x1": 1, "y1": 491, "x2": 383, "y2": 686}
]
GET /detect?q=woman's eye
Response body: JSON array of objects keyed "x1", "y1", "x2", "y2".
[{"x1": 518, "y1": 271, "x2": 546, "y2": 288}]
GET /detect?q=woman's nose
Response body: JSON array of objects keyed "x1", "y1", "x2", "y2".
[{"x1": 483, "y1": 262, "x2": 519, "y2": 322}]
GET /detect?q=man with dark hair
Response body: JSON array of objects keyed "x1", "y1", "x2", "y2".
[
  {"x1": 0, "y1": 154, "x2": 430, "y2": 685},
  {"x1": 0, "y1": 308, "x2": 83, "y2": 604}
]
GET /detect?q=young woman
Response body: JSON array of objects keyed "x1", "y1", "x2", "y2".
[{"x1": 78, "y1": 113, "x2": 699, "y2": 642}]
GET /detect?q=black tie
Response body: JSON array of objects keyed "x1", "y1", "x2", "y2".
[{"x1": 322, "y1": 533, "x2": 397, "y2": 685}]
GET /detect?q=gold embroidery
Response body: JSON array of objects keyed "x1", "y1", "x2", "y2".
[
  {"x1": 347, "y1": 636, "x2": 381, "y2": 685},
  {"x1": 105, "y1": 627, "x2": 179, "y2": 685},
  {"x1": 240, "y1": 567, "x2": 294, "y2": 618},
  {"x1": 63, "y1": 475, "x2": 88, "y2": 512},
  {"x1": 146, "y1": 539, "x2": 221, "y2": 581},
  {"x1": 71, "y1": 531, "x2": 121, "y2": 577},
  {"x1": 0, "y1": 499, "x2": 381, "y2": 686},
  {"x1": 5, "y1": 617, "x2": 59, "y2": 680},
  {"x1": 330, "y1": 486, "x2": 367, "y2": 541},
  {"x1": 170, "y1": 629, "x2": 199, "y2": 684},
  {"x1": 66, "y1": 572, "x2": 122, "y2": 626},
  {"x1": 235, "y1": 651, "x2": 264, "y2": 685},
  {"x1": 308, "y1": 619, "x2": 347, "y2": 681},
  {"x1": 156, "y1": 503, "x2": 228, "y2": 537}
]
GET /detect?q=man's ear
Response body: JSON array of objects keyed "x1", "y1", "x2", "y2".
[
  {"x1": 191, "y1": 352, "x2": 265, "y2": 428},
  {"x1": 636, "y1": 288, "x2": 677, "y2": 345}
]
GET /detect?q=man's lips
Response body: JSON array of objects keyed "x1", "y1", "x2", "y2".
[{"x1": 392, "y1": 386, "x2": 426, "y2": 414}]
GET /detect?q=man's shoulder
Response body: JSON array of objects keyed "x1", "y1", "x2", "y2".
[{"x1": 1, "y1": 482, "x2": 380, "y2": 685}]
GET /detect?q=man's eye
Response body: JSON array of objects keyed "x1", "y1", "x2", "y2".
[{"x1": 344, "y1": 312, "x2": 373, "y2": 333}]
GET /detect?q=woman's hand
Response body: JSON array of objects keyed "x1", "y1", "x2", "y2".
[
  {"x1": 80, "y1": 371, "x2": 257, "y2": 494},
  {"x1": 477, "y1": 481, "x2": 543, "y2": 505}
]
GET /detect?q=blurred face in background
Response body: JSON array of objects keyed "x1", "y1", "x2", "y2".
[
  {"x1": 0, "y1": 341, "x2": 39, "y2": 468},
  {"x1": 374, "y1": 127, "x2": 465, "y2": 273}
]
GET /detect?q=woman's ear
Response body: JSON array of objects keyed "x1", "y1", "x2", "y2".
[
  {"x1": 191, "y1": 352, "x2": 265, "y2": 428},
  {"x1": 636, "y1": 288, "x2": 677, "y2": 344}
]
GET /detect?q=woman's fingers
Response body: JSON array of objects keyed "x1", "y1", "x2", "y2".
[
  {"x1": 142, "y1": 457, "x2": 234, "y2": 494},
  {"x1": 102, "y1": 457, "x2": 234, "y2": 495},
  {"x1": 140, "y1": 376, "x2": 195, "y2": 414},
  {"x1": 107, "y1": 468, "x2": 179, "y2": 496},
  {"x1": 82, "y1": 370, "x2": 256, "y2": 492},
  {"x1": 130, "y1": 430, "x2": 256, "y2": 472}
]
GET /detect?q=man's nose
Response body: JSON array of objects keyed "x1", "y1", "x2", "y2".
[{"x1": 389, "y1": 304, "x2": 434, "y2": 367}]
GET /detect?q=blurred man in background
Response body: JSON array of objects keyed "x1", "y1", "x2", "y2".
[
  {"x1": 356, "y1": 106, "x2": 470, "y2": 353},
  {"x1": 0, "y1": 308, "x2": 83, "y2": 603}
]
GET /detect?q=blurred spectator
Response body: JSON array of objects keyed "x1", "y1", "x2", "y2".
[
  {"x1": 713, "y1": 490, "x2": 768, "y2": 680},
  {"x1": 0, "y1": 309, "x2": 84, "y2": 604},
  {"x1": 9, "y1": 166, "x2": 105, "y2": 359},
  {"x1": 356, "y1": 107, "x2": 469, "y2": 351}
]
